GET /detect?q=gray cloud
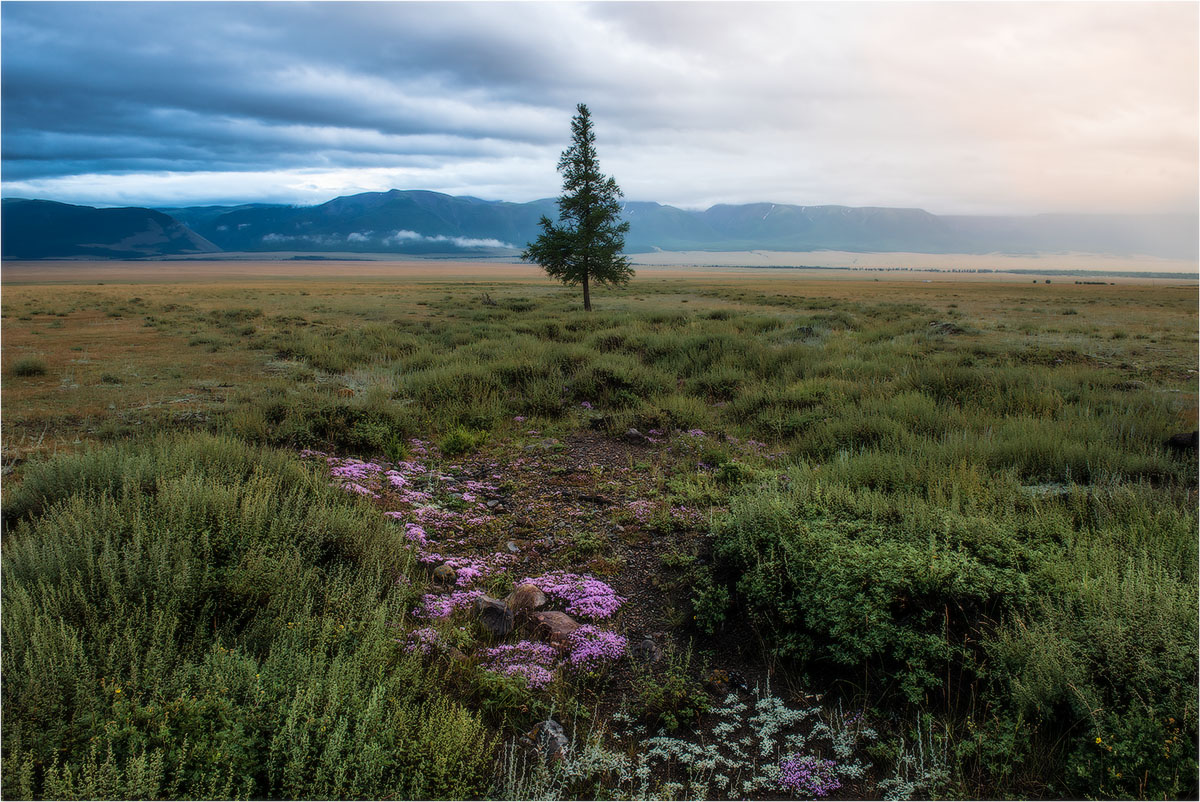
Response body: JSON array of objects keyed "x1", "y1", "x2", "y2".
[{"x1": 2, "y1": 2, "x2": 1195, "y2": 214}]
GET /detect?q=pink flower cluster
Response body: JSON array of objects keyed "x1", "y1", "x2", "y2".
[
  {"x1": 479, "y1": 641, "x2": 558, "y2": 689},
  {"x1": 565, "y1": 625, "x2": 627, "y2": 671},
  {"x1": 417, "y1": 552, "x2": 514, "y2": 587},
  {"x1": 777, "y1": 754, "x2": 841, "y2": 798},
  {"x1": 521, "y1": 572, "x2": 625, "y2": 619},
  {"x1": 404, "y1": 627, "x2": 440, "y2": 655},
  {"x1": 627, "y1": 499, "x2": 658, "y2": 525},
  {"x1": 413, "y1": 591, "x2": 480, "y2": 619},
  {"x1": 670, "y1": 505, "x2": 706, "y2": 529}
]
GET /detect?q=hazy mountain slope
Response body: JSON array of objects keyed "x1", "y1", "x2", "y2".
[
  {"x1": 3, "y1": 191, "x2": 1195, "y2": 260},
  {"x1": 2, "y1": 199, "x2": 220, "y2": 259},
  {"x1": 178, "y1": 190, "x2": 558, "y2": 253}
]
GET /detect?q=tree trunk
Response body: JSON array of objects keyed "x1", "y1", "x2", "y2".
[{"x1": 582, "y1": 272, "x2": 591, "y2": 311}]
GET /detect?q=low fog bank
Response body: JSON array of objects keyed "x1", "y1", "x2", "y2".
[{"x1": 627, "y1": 250, "x2": 1199, "y2": 277}]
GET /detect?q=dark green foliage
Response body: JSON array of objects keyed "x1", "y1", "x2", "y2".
[
  {"x1": 439, "y1": 426, "x2": 486, "y2": 456},
  {"x1": 1, "y1": 435, "x2": 496, "y2": 799},
  {"x1": 523, "y1": 104, "x2": 633, "y2": 311},
  {"x1": 12, "y1": 356, "x2": 47, "y2": 377},
  {"x1": 707, "y1": 465, "x2": 1198, "y2": 798},
  {"x1": 631, "y1": 646, "x2": 709, "y2": 732}
]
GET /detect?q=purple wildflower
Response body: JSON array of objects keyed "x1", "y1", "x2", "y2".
[
  {"x1": 777, "y1": 755, "x2": 841, "y2": 798},
  {"x1": 627, "y1": 499, "x2": 657, "y2": 525},
  {"x1": 419, "y1": 554, "x2": 513, "y2": 586},
  {"x1": 565, "y1": 625, "x2": 626, "y2": 670},
  {"x1": 687, "y1": 428, "x2": 706, "y2": 438},
  {"x1": 521, "y1": 572, "x2": 625, "y2": 619},
  {"x1": 404, "y1": 627, "x2": 440, "y2": 655},
  {"x1": 413, "y1": 591, "x2": 479, "y2": 619},
  {"x1": 479, "y1": 641, "x2": 559, "y2": 689},
  {"x1": 513, "y1": 415, "x2": 526, "y2": 423},
  {"x1": 404, "y1": 522, "x2": 428, "y2": 546},
  {"x1": 580, "y1": 401, "x2": 593, "y2": 410}
]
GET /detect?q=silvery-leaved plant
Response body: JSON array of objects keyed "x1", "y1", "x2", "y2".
[{"x1": 496, "y1": 685, "x2": 877, "y2": 800}]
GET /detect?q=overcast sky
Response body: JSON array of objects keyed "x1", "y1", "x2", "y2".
[{"x1": 2, "y1": 1, "x2": 1196, "y2": 215}]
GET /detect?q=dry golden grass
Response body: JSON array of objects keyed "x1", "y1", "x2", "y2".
[{"x1": 3, "y1": 260, "x2": 1196, "y2": 465}]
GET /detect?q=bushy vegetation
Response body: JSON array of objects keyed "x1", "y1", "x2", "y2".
[
  {"x1": 11, "y1": 356, "x2": 47, "y2": 377},
  {"x1": 2, "y1": 273, "x2": 1196, "y2": 799},
  {"x1": 705, "y1": 468, "x2": 1197, "y2": 797},
  {"x1": 1, "y1": 434, "x2": 495, "y2": 799}
]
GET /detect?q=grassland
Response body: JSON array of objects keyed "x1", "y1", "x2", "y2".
[{"x1": 2, "y1": 260, "x2": 1197, "y2": 799}]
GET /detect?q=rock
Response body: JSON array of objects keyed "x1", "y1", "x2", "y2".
[
  {"x1": 624, "y1": 428, "x2": 646, "y2": 443},
  {"x1": 705, "y1": 668, "x2": 746, "y2": 695},
  {"x1": 928, "y1": 321, "x2": 965, "y2": 335},
  {"x1": 630, "y1": 636, "x2": 661, "y2": 664},
  {"x1": 534, "y1": 611, "x2": 580, "y2": 648},
  {"x1": 506, "y1": 541, "x2": 521, "y2": 554},
  {"x1": 504, "y1": 582, "x2": 546, "y2": 616},
  {"x1": 432, "y1": 564, "x2": 457, "y2": 587},
  {"x1": 475, "y1": 595, "x2": 514, "y2": 637},
  {"x1": 1165, "y1": 431, "x2": 1199, "y2": 454},
  {"x1": 487, "y1": 499, "x2": 501, "y2": 509},
  {"x1": 1115, "y1": 380, "x2": 1146, "y2": 391},
  {"x1": 523, "y1": 719, "x2": 570, "y2": 763}
]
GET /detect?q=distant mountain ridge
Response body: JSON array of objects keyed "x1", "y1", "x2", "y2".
[
  {"x1": 3, "y1": 191, "x2": 1196, "y2": 260},
  {"x1": 1, "y1": 198, "x2": 220, "y2": 259}
]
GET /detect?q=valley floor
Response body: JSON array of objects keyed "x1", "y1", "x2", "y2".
[{"x1": 2, "y1": 262, "x2": 1196, "y2": 799}]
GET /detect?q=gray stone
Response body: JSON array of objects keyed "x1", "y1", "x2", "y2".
[
  {"x1": 630, "y1": 636, "x2": 661, "y2": 664},
  {"x1": 475, "y1": 595, "x2": 514, "y2": 637},
  {"x1": 432, "y1": 564, "x2": 457, "y2": 588},
  {"x1": 525, "y1": 720, "x2": 570, "y2": 763},
  {"x1": 506, "y1": 541, "x2": 521, "y2": 554}
]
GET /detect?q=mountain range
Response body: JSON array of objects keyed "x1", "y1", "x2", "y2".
[{"x1": 2, "y1": 191, "x2": 1196, "y2": 260}]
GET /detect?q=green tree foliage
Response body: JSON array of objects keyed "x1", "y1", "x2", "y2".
[{"x1": 524, "y1": 103, "x2": 632, "y2": 311}]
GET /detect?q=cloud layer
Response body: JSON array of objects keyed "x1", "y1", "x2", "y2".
[{"x1": 2, "y1": 2, "x2": 1196, "y2": 214}]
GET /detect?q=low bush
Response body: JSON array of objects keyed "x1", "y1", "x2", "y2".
[
  {"x1": 11, "y1": 356, "x2": 47, "y2": 377},
  {"x1": 1, "y1": 435, "x2": 496, "y2": 799},
  {"x1": 706, "y1": 468, "x2": 1198, "y2": 798}
]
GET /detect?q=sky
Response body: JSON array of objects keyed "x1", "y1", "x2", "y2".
[{"x1": 2, "y1": 1, "x2": 1197, "y2": 215}]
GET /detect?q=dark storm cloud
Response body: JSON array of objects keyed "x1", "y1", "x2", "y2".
[{"x1": 2, "y1": 2, "x2": 1196, "y2": 213}]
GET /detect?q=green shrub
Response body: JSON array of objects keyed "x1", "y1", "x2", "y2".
[
  {"x1": 11, "y1": 357, "x2": 47, "y2": 377},
  {"x1": 1, "y1": 435, "x2": 496, "y2": 799},
  {"x1": 631, "y1": 646, "x2": 709, "y2": 732},
  {"x1": 709, "y1": 465, "x2": 1198, "y2": 799},
  {"x1": 440, "y1": 426, "x2": 485, "y2": 456}
]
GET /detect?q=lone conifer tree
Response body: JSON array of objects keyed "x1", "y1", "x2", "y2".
[{"x1": 523, "y1": 103, "x2": 632, "y2": 311}]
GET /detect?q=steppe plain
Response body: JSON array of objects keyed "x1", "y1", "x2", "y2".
[{"x1": 2, "y1": 259, "x2": 1197, "y2": 800}]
